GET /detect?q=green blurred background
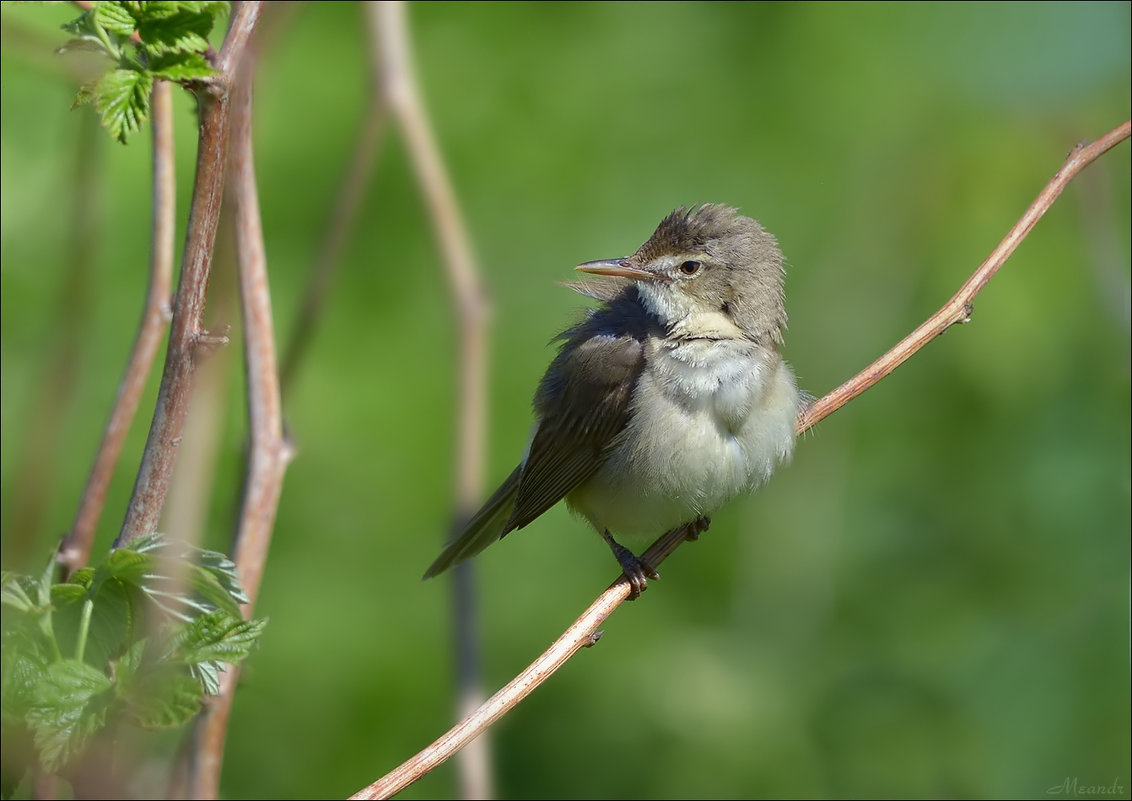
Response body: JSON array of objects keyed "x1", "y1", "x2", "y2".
[{"x1": 2, "y1": 2, "x2": 1129, "y2": 798}]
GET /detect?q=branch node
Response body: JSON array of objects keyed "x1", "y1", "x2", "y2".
[
  {"x1": 584, "y1": 630, "x2": 604, "y2": 648},
  {"x1": 280, "y1": 434, "x2": 299, "y2": 465},
  {"x1": 194, "y1": 326, "x2": 231, "y2": 359}
]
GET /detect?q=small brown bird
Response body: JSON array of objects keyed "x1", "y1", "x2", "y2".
[{"x1": 425, "y1": 205, "x2": 800, "y2": 595}]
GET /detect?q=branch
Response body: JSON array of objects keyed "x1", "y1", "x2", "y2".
[
  {"x1": 348, "y1": 119, "x2": 1131, "y2": 800},
  {"x1": 366, "y1": 3, "x2": 494, "y2": 798},
  {"x1": 182, "y1": 24, "x2": 290, "y2": 801},
  {"x1": 797, "y1": 119, "x2": 1132, "y2": 435},
  {"x1": 114, "y1": 1, "x2": 264, "y2": 548},
  {"x1": 59, "y1": 79, "x2": 175, "y2": 576}
]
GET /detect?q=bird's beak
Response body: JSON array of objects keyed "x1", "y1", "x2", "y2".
[{"x1": 575, "y1": 259, "x2": 666, "y2": 281}]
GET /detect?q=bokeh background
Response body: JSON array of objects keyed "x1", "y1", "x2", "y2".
[{"x1": 2, "y1": 2, "x2": 1129, "y2": 798}]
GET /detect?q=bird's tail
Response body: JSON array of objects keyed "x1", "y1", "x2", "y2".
[{"x1": 423, "y1": 465, "x2": 522, "y2": 578}]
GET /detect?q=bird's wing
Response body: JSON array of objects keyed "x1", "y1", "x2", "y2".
[
  {"x1": 423, "y1": 464, "x2": 521, "y2": 578},
  {"x1": 505, "y1": 330, "x2": 646, "y2": 531},
  {"x1": 423, "y1": 294, "x2": 651, "y2": 579}
]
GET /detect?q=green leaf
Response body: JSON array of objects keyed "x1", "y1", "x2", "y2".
[
  {"x1": 93, "y1": 2, "x2": 140, "y2": 38},
  {"x1": 131, "y1": 536, "x2": 247, "y2": 619},
  {"x1": 25, "y1": 661, "x2": 112, "y2": 772},
  {"x1": 147, "y1": 51, "x2": 216, "y2": 83},
  {"x1": 0, "y1": 573, "x2": 38, "y2": 615},
  {"x1": 112, "y1": 638, "x2": 147, "y2": 692},
  {"x1": 193, "y1": 547, "x2": 249, "y2": 608},
  {"x1": 79, "y1": 67, "x2": 154, "y2": 144},
  {"x1": 81, "y1": 579, "x2": 135, "y2": 669},
  {"x1": 96, "y1": 547, "x2": 151, "y2": 589},
  {"x1": 1, "y1": 627, "x2": 53, "y2": 722},
  {"x1": 130, "y1": 1, "x2": 229, "y2": 57},
  {"x1": 122, "y1": 667, "x2": 202, "y2": 728},
  {"x1": 61, "y1": 2, "x2": 136, "y2": 62},
  {"x1": 114, "y1": 639, "x2": 203, "y2": 729},
  {"x1": 168, "y1": 611, "x2": 265, "y2": 669},
  {"x1": 190, "y1": 660, "x2": 222, "y2": 696}
]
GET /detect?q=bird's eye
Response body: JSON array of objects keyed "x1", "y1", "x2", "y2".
[{"x1": 679, "y1": 260, "x2": 701, "y2": 276}]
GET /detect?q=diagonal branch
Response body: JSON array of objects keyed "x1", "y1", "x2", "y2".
[
  {"x1": 797, "y1": 119, "x2": 1132, "y2": 435},
  {"x1": 59, "y1": 79, "x2": 175, "y2": 576},
  {"x1": 348, "y1": 119, "x2": 1131, "y2": 801}
]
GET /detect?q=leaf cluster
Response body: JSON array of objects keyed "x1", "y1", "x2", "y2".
[
  {"x1": 60, "y1": 1, "x2": 230, "y2": 143},
  {"x1": 0, "y1": 534, "x2": 265, "y2": 797}
]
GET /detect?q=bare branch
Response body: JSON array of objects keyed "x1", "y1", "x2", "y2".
[
  {"x1": 348, "y1": 120, "x2": 1131, "y2": 800},
  {"x1": 59, "y1": 79, "x2": 175, "y2": 576},
  {"x1": 115, "y1": 1, "x2": 265, "y2": 548},
  {"x1": 366, "y1": 3, "x2": 494, "y2": 798},
  {"x1": 797, "y1": 119, "x2": 1132, "y2": 435},
  {"x1": 182, "y1": 30, "x2": 291, "y2": 801},
  {"x1": 368, "y1": 1, "x2": 490, "y2": 506}
]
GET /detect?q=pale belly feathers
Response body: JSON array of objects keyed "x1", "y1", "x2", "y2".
[{"x1": 567, "y1": 337, "x2": 799, "y2": 544}]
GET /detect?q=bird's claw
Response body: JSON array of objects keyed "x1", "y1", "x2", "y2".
[{"x1": 612, "y1": 545, "x2": 659, "y2": 600}]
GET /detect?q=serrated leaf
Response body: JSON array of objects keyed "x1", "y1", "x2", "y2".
[
  {"x1": 123, "y1": 667, "x2": 202, "y2": 728},
  {"x1": 25, "y1": 660, "x2": 112, "y2": 772},
  {"x1": 167, "y1": 611, "x2": 265, "y2": 669},
  {"x1": 194, "y1": 548, "x2": 247, "y2": 604},
  {"x1": 0, "y1": 573, "x2": 38, "y2": 614},
  {"x1": 184, "y1": 564, "x2": 243, "y2": 619},
  {"x1": 96, "y1": 547, "x2": 151, "y2": 588},
  {"x1": 93, "y1": 2, "x2": 140, "y2": 38},
  {"x1": 190, "y1": 660, "x2": 222, "y2": 696},
  {"x1": 127, "y1": 2, "x2": 230, "y2": 19},
  {"x1": 81, "y1": 67, "x2": 153, "y2": 144},
  {"x1": 147, "y1": 51, "x2": 216, "y2": 82},
  {"x1": 1, "y1": 627, "x2": 53, "y2": 721},
  {"x1": 126, "y1": 532, "x2": 166, "y2": 556},
  {"x1": 135, "y1": 5, "x2": 217, "y2": 57}
]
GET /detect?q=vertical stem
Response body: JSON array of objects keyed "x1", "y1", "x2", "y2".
[
  {"x1": 61, "y1": 79, "x2": 176, "y2": 575},
  {"x1": 115, "y1": 2, "x2": 264, "y2": 548},
  {"x1": 367, "y1": 3, "x2": 494, "y2": 796},
  {"x1": 185, "y1": 24, "x2": 290, "y2": 799},
  {"x1": 114, "y1": 87, "x2": 232, "y2": 548}
]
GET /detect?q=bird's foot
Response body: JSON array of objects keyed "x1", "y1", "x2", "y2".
[{"x1": 603, "y1": 532, "x2": 659, "y2": 600}]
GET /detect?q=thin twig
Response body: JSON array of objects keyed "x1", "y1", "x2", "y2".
[
  {"x1": 797, "y1": 120, "x2": 1132, "y2": 435},
  {"x1": 114, "y1": 1, "x2": 264, "y2": 548},
  {"x1": 367, "y1": 3, "x2": 494, "y2": 799},
  {"x1": 59, "y1": 79, "x2": 175, "y2": 576},
  {"x1": 162, "y1": 213, "x2": 238, "y2": 552},
  {"x1": 349, "y1": 119, "x2": 1131, "y2": 800},
  {"x1": 183, "y1": 26, "x2": 290, "y2": 801}
]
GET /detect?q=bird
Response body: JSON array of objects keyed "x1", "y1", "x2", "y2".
[{"x1": 424, "y1": 204, "x2": 800, "y2": 597}]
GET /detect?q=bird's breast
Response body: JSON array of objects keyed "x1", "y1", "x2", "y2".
[{"x1": 569, "y1": 337, "x2": 798, "y2": 540}]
